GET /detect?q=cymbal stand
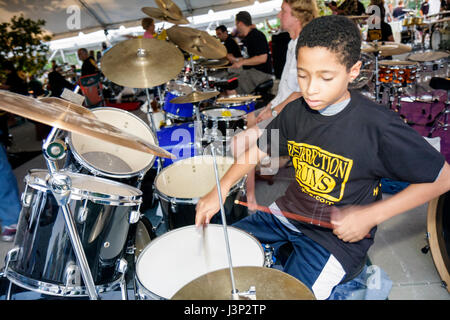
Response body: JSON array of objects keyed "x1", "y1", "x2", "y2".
[
  {"x1": 145, "y1": 87, "x2": 163, "y2": 172},
  {"x1": 373, "y1": 46, "x2": 382, "y2": 103},
  {"x1": 210, "y1": 146, "x2": 239, "y2": 300},
  {"x1": 42, "y1": 127, "x2": 99, "y2": 300}
]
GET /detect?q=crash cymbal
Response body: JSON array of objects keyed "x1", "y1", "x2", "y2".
[
  {"x1": 38, "y1": 97, "x2": 97, "y2": 119},
  {"x1": 101, "y1": 38, "x2": 184, "y2": 89},
  {"x1": 171, "y1": 266, "x2": 316, "y2": 300},
  {"x1": 167, "y1": 26, "x2": 227, "y2": 59},
  {"x1": 170, "y1": 90, "x2": 220, "y2": 104},
  {"x1": 361, "y1": 41, "x2": 412, "y2": 56},
  {"x1": 141, "y1": 7, "x2": 189, "y2": 25},
  {"x1": 408, "y1": 51, "x2": 449, "y2": 62},
  {"x1": 0, "y1": 90, "x2": 175, "y2": 159},
  {"x1": 154, "y1": 0, "x2": 185, "y2": 21}
]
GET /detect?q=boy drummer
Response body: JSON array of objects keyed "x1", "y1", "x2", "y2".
[{"x1": 195, "y1": 15, "x2": 450, "y2": 299}]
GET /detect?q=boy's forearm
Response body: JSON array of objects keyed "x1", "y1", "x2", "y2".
[{"x1": 370, "y1": 162, "x2": 450, "y2": 226}]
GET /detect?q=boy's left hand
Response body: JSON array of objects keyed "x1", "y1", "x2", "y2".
[{"x1": 330, "y1": 206, "x2": 377, "y2": 243}]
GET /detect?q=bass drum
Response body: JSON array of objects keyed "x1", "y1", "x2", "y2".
[{"x1": 427, "y1": 191, "x2": 450, "y2": 293}]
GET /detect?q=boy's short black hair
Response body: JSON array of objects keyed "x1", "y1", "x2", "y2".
[
  {"x1": 296, "y1": 15, "x2": 361, "y2": 70},
  {"x1": 215, "y1": 25, "x2": 228, "y2": 33},
  {"x1": 235, "y1": 11, "x2": 252, "y2": 26}
]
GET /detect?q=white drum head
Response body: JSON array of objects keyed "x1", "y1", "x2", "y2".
[
  {"x1": 155, "y1": 155, "x2": 235, "y2": 199},
  {"x1": 203, "y1": 108, "x2": 246, "y2": 119},
  {"x1": 136, "y1": 224, "x2": 264, "y2": 299},
  {"x1": 69, "y1": 108, "x2": 156, "y2": 176}
]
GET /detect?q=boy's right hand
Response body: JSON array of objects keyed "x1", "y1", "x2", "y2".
[{"x1": 195, "y1": 186, "x2": 229, "y2": 227}]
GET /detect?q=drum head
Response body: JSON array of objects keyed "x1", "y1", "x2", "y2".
[
  {"x1": 68, "y1": 108, "x2": 157, "y2": 177},
  {"x1": 379, "y1": 60, "x2": 418, "y2": 67},
  {"x1": 202, "y1": 108, "x2": 246, "y2": 120},
  {"x1": 26, "y1": 169, "x2": 142, "y2": 204},
  {"x1": 427, "y1": 191, "x2": 450, "y2": 293},
  {"x1": 166, "y1": 80, "x2": 194, "y2": 95},
  {"x1": 136, "y1": 224, "x2": 264, "y2": 299},
  {"x1": 155, "y1": 155, "x2": 235, "y2": 199}
]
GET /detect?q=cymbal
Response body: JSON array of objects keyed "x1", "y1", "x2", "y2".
[
  {"x1": 167, "y1": 26, "x2": 227, "y2": 59},
  {"x1": 0, "y1": 90, "x2": 175, "y2": 159},
  {"x1": 154, "y1": 0, "x2": 185, "y2": 21},
  {"x1": 100, "y1": 38, "x2": 184, "y2": 89},
  {"x1": 408, "y1": 51, "x2": 449, "y2": 62},
  {"x1": 199, "y1": 58, "x2": 230, "y2": 68},
  {"x1": 361, "y1": 41, "x2": 412, "y2": 56},
  {"x1": 171, "y1": 266, "x2": 316, "y2": 300},
  {"x1": 170, "y1": 90, "x2": 219, "y2": 104},
  {"x1": 141, "y1": 7, "x2": 189, "y2": 25},
  {"x1": 38, "y1": 97, "x2": 97, "y2": 119}
]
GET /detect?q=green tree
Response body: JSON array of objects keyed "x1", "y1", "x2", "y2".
[{"x1": 0, "y1": 14, "x2": 52, "y2": 81}]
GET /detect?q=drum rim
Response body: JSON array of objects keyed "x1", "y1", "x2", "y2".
[
  {"x1": 25, "y1": 169, "x2": 142, "y2": 205},
  {"x1": 66, "y1": 107, "x2": 157, "y2": 179},
  {"x1": 201, "y1": 108, "x2": 247, "y2": 121},
  {"x1": 135, "y1": 223, "x2": 265, "y2": 295},
  {"x1": 154, "y1": 155, "x2": 241, "y2": 202},
  {"x1": 6, "y1": 268, "x2": 123, "y2": 297},
  {"x1": 427, "y1": 193, "x2": 450, "y2": 293}
]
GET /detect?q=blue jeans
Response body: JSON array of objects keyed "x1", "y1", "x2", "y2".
[
  {"x1": 0, "y1": 145, "x2": 21, "y2": 227},
  {"x1": 232, "y1": 211, "x2": 346, "y2": 299}
]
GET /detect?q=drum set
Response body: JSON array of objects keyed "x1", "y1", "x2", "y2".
[{"x1": 0, "y1": 0, "x2": 315, "y2": 300}]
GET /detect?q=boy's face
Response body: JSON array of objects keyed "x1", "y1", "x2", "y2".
[{"x1": 297, "y1": 46, "x2": 361, "y2": 111}]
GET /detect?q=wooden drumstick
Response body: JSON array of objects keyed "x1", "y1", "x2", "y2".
[{"x1": 234, "y1": 200, "x2": 371, "y2": 239}]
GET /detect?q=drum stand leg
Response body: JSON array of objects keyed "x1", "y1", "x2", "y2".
[
  {"x1": 42, "y1": 127, "x2": 100, "y2": 300},
  {"x1": 145, "y1": 88, "x2": 164, "y2": 172}
]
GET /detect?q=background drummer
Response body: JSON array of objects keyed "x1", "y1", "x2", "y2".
[
  {"x1": 195, "y1": 15, "x2": 450, "y2": 300},
  {"x1": 230, "y1": 0, "x2": 318, "y2": 210}
]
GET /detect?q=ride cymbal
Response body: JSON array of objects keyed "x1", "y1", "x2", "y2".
[
  {"x1": 171, "y1": 266, "x2": 316, "y2": 300},
  {"x1": 141, "y1": 7, "x2": 189, "y2": 25},
  {"x1": 167, "y1": 26, "x2": 227, "y2": 59},
  {"x1": 154, "y1": 0, "x2": 185, "y2": 21},
  {"x1": 170, "y1": 90, "x2": 220, "y2": 104},
  {"x1": 361, "y1": 41, "x2": 412, "y2": 56},
  {"x1": 0, "y1": 90, "x2": 175, "y2": 159},
  {"x1": 100, "y1": 38, "x2": 184, "y2": 89}
]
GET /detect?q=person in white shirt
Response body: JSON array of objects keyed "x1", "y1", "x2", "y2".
[{"x1": 231, "y1": 0, "x2": 319, "y2": 210}]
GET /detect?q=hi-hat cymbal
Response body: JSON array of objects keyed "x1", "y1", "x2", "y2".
[
  {"x1": 171, "y1": 266, "x2": 316, "y2": 300},
  {"x1": 141, "y1": 7, "x2": 189, "y2": 25},
  {"x1": 100, "y1": 38, "x2": 184, "y2": 89},
  {"x1": 155, "y1": 0, "x2": 185, "y2": 21},
  {"x1": 199, "y1": 58, "x2": 230, "y2": 68},
  {"x1": 167, "y1": 26, "x2": 227, "y2": 59},
  {"x1": 170, "y1": 90, "x2": 220, "y2": 104},
  {"x1": 408, "y1": 51, "x2": 449, "y2": 62},
  {"x1": 0, "y1": 90, "x2": 175, "y2": 159},
  {"x1": 361, "y1": 41, "x2": 412, "y2": 56}
]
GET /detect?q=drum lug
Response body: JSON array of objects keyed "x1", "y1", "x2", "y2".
[
  {"x1": 263, "y1": 244, "x2": 274, "y2": 268},
  {"x1": 116, "y1": 258, "x2": 128, "y2": 274},
  {"x1": 129, "y1": 210, "x2": 141, "y2": 224},
  {"x1": 170, "y1": 199, "x2": 177, "y2": 213},
  {"x1": 77, "y1": 200, "x2": 89, "y2": 224},
  {"x1": 21, "y1": 185, "x2": 31, "y2": 207},
  {"x1": 63, "y1": 262, "x2": 81, "y2": 294},
  {"x1": 3, "y1": 247, "x2": 20, "y2": 277}
]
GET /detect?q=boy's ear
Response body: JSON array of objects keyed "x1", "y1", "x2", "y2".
[{"x1": 349, "y1": 60, "x2": 362, "y2": 82}]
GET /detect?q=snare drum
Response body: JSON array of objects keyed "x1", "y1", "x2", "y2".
[
  {"x1": 163, "y1": 80, "x2": 195, "y2": 120},
  {"x1": 155, "y1": 122, "x2": 197, "y2": 168},
  {"x1": 378, "y1": 60, "x2": 418, "y2": 86},
  {"x1": 154, "y1": 155, "x2": 247, "y2": 230},
  {"x1": 202, "y1": 108, "x2": 247, "y2": 142},
  {"x1": 135, "y1": 224, "x2": 265, "y2": 299},
  {"x1": 66, "y1": 107, "x2": 157, "y2": 186},
  {"x1": 426, "y1": 191, "x2": 449, "y2": 293},
  {"x1": 216, "y1": 95, "x2": 256, "y2": 114},
  {"x1": 5, "y1": 169, "x2": 142, "y2": 297}
]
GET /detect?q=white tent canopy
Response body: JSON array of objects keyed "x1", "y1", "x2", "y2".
[{"x1": 0, "y1": 0, "x2": 281, "y2": 40}]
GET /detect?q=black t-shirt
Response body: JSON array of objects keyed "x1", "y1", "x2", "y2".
[
  {"x1": 224, "y1": 36, "x2": 242, "y2": 58},
  {"x1": 6, "y1": 72, "x2": 28, "y2": 95},
  {"x1": 393, "y1": 7, "x2": 405, "y2": 18},
  {"x1": 257, "y1": 90, "x2": 445, "y2": 274},
  {"x1": 81, "y1": 56, "x2": 99, "y2": 76},
  {"x1": 242, "y1": 28, "x2": 273, "y2": 75}
]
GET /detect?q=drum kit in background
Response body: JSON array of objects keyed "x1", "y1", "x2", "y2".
[{"x1": 0, "y1": 0, "x2": 315, "y2": 301}]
